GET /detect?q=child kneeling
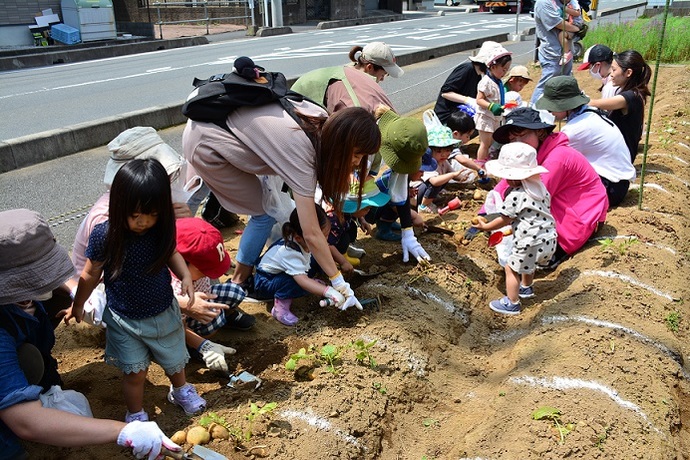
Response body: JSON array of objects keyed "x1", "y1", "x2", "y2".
[
  {"x1": 254, "y1": 205, "x2": 345, "y2": 326},
  {"x1": 472, "y1": 142, "x2": 557, "y2": 315}
]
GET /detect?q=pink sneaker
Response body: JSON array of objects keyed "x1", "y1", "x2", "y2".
[
  {"x1": 168, "y1": 383, "x2": 206, "y2": 415},
  {"x1": 271, "y1": 298, "x2": 298, "y2": 326}
]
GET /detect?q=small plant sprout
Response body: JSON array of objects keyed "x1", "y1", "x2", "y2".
[
  {"x1": 320, "y1": 344, "x2": 342, "y2": 373},
  {"x1": 595, "y1": 424, "x2": 612, "y2": 451},
  {"x1": 353, "y1": 339, "x2": 378, "y2": 368},
  {"x1": 285, "y1": 347, "x2": 315, "y2": 371},
  {"x1": 617, "y1": 237, "x2": 638, "y2": 255},
  {"x1": 464, "y1": 278, "x2": 473, "y2": 288},
  {"x1": 532, "y1": 406, "x2": 573, "y2": 445},
  {"x1": 373, "y1": 382, "x2": 387, "y2": 395},
  {"x1": 199, "y1": 412, "x2": 231, "y2": 430},
  {"x1": 665, "y1": 312, "x2": 681, "y2": 332},
  {"x1": 422, "y1": 418, "x2": 439, "y2": 428},
  {"x1": 499, "y1": 391, "x2": 506, "y2": 397},
  {"x1": 245, "y1": 401, "x2": 277, "y2": 441},
  {"x1": 598, "y1": 237, "x2": 614, "y2": 251}
]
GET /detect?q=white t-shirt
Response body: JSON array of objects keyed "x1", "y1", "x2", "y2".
[
  {"x1": 257, "y1": 240, "x2": 311, "y2": 277},
  {"x1": 562, "y1": 108, "x2": 636, "y2": 182}
]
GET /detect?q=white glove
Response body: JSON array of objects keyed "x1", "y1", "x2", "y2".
[
  {"x1": 322, "y1": 286, "x2": 345, "y2": 307},
  {"x1": 330, "y1": 273, "x2": 363, "y2": 311},
  {"x1": 117, "y1": 421, "x2": 180, "y2": 460},
  {"x1": 401, "y1": 228, "x2": 431, "y2": 264},
  {"x1": 199, "y1": 340, "x2": 236, "y2": 373}
]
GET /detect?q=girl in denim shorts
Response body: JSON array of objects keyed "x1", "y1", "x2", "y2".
[{"x1": 65, "y1": 159, "x2": 206, "y2": 422}]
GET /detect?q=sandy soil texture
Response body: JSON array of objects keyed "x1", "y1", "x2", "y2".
[{"x1": 32, "y1": 65, "x2": 690, "y2": 460}]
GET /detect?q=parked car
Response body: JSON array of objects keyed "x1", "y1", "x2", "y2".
[
  {"x1": 435, "y1": 0, "x2": 461, "y2": 5},
  {"x1": 475, "y1": 0, "x2": 532, "y2": 13}
]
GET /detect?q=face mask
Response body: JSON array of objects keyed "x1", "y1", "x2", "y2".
[{"x1": 589, "y1": 66, "x2": 602, "y2": 80}]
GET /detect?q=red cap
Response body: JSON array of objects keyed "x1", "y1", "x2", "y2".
[{"x1": 176, "y1": 217, "x2": 231, "y2": 279}]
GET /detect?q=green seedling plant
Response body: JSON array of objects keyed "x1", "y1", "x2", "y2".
[
  {"x1": 665, "y1": 311, "x2": 681, "y2": 333},
  {"x1": 353, "y1": 339, "x2": 378, "y2": 368},
  {"x1": 199, "y1": 411, "x2": 231, "y2": 430},
  {"x1": 373, "y1": 382, "x2": 387, "y2": 395},
  {"x1": 532, "y1": 406, "x2": 573, "y2": 445},
  {"x1": 598, "y1": 237, "x2": 638, "y2": 256},
  {"x1": 285, "y1": 347, "x2": 315, "y2": 371},
  {"x1": 422, "y1": 418, "x2": 439, "y2": 428},
  {"x1": 595, "y1": 424, "x2": 612, "y2": 451},
  {"x1": 320, "y1": 344, "x2": 342, "y2": 373},
  {"x1": 244, "y1": 401, "x2": 277, "y2": 441}
]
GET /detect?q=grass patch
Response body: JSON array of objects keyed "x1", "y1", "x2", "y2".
[{"x1": 584, "y1": 15, "x2": 690, "y2": 63}]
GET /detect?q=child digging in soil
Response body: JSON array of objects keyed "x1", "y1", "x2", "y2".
[
  {"x1": 64, "y1": 159, "x2": 206, "y2": 421},
  {"x1": 174, "y1": 217, "x2": 257, "y2": 373},
  {"x1": 418, "y1": 126, "x2": 485, "y2": 214},
  {"x1": 254, "y1": 205, "x2": 348, "y2": 326},
  {"x1": 472, "y1": 142, "x2": 558, "y2": 315}
]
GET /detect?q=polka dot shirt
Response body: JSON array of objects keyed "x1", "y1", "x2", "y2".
[{"x1": 86, "y1": 222, "x2": 173, "y2": 319}]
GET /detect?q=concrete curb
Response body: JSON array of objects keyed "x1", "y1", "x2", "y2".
[
  {"x1": 0, "y1": 36, "x2": 208, "y2": 72},
  {"x1": 0, "y1": 32, "x2": 512, "y2": 173}
]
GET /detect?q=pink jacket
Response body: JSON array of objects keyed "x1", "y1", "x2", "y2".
[{"x1": 493, "y1": 132, "x2": 608, "y2": 254}]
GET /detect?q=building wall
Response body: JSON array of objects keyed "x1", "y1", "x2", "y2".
[{"x1": 0, "y1": 0, "x2": 62, "y2": 25}]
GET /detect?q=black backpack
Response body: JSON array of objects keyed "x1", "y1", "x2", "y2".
[{"x1": 181, "y1": 57, "x2": 318, "y2": 147}]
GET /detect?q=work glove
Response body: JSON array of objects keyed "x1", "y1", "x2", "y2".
[
  {"x1": 488, "y1": 102, "x2": 504, "y2": 116},
  {"x1": 330, "y1": 272, "x2": 363, "y2": 311},
  {"x1": 574, "y1": 23, "x2": 588, "y2": 39},
  {"x1": 117, "y1": 421, "x2": 180, "y2": 460},
  {"x1": 322, "y1": 286, "x2": 346, "y2": 308},
  {"x1": 401, "y1": 228, "x2": 431, "y2": 264},
  {"x1": 198, "y1": 340, "x2": 236, "y2": 373}
]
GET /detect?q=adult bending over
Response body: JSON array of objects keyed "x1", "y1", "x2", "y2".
[
  {"x1": 0, "y1": 209, "x2": 179, "y2": 460},
  {"x1": 183, "y1": 104, "x2": 381, "y2": 310},
  {"x1": 491, "y1": 107, "x2": 608, "y2": 268}
]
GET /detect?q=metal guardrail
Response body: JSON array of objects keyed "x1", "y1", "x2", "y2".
[{"x1": 152, "y1": 0, "x2": 255, "y2": 39}]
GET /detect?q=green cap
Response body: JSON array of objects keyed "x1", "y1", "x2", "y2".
[
  {"x1": 535, "y1": 76, "x2": 590, "y2": 112},
  {"x1": 378, "y1": 110, "x2": 428, "y2": 175}
]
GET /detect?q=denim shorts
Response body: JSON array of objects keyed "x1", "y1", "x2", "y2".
[{"x1": 103, "y1": 299, "x2": 189, "y2": 375}]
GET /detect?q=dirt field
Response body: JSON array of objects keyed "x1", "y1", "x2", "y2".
[{"x1": 33, "y1": 64, "x2": 690, "y2": 460}]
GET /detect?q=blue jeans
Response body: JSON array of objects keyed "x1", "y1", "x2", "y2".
[
  {"x1": 531, "y1": 53, "x2": 573, "y2": 105},
  {"x1": 236, "y1": 213, "x2": 276, "y2": 267},
  {"x1": 254, "y1": 270, "x2": 308, "y2": 300}
]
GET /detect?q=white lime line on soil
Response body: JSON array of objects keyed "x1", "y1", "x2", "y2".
[
  {"x1": 648, "y1": 152, "x2": 688, "y2": 164},
  {"x1": 643, "y1": 169, "x2": 690, "y2": 187},
  {"x1": 589, "y1": 235, "x2": 676, "y2": 255},
  {"x1": 676, "y1": 143, "x2": 690, "y2": 153},
  {"x1": 368, "y1": 282, "x2": 468, "y2": 322},
  {"x1": 629, "y1": 182, "x2": 670, "y2": 193},
  {"x1": 280, "y1": 409, "x2": 363, "y2": 448},
  {"x1": 510, "y1": 376, "x2": 663, "y2": 436},
  {"x1": 583, "y1": 270, "x2": 676, "y2": 301},
  {"x1": 542, "y1": 315, "x2": 688, "y2": 378}
]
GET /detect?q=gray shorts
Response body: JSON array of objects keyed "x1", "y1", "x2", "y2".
[{"x1": 103, "y1": 300, "x2": 189, "y2": 375}]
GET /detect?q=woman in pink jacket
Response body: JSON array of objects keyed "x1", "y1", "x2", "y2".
[{"x1": 491, "y1": 107, "x2": 608, "y2": 269}]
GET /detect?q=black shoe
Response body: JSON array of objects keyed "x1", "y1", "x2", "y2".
[
  {"x1": 201, "y1": 192, "x2": 240, "y2": 229},
  {"x1": 538, "y1": 248, "x2": 569, "y2": 271},
  {"x1": 239, "y1": 275, "x2": 273, "y2": 304},
  {"x1": 226, "y1": 308, "x2": 256, "y2": 331}
]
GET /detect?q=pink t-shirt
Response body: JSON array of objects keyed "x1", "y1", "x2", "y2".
[
  {"x1": 71, "y1": 191, "x2": 110, "y2": 275},
  {"x1": 493, "y1": 132, "x2": 608, "y2": 254}
]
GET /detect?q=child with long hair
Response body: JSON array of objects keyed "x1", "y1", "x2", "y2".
[
  {"x1": 474, "y1": 44, "x2": 513, "y2": 167},
  {"x1": 589, "y1": 50, "x2": 651, "y2": 162},
  {"x1": 254, "y1": 205, "x2": 346, "y2": 326},
  {"x1": 65, "y1": 159, "x2": 205, "y2": 422}
]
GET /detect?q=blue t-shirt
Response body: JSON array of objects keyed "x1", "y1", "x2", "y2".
[
  {"x1": 0, "y1": 303, "x2": 54, "y2": 460},
  {"x1": 86, "y1": 221, "x2": 173, "y2": 320}
]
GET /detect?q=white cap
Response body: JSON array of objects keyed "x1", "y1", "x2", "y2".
[{"x1": 360, "y1": 42, "x2": 404, "y2": 78}]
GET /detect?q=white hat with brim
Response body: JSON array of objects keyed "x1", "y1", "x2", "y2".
[
  {"x1": 468, "y1": 41, "x2": 501, "y2": 63},
  {"x1": 0, "y1": 209, "x2": 75, "y2": 305},
  {"x1": 104, "y1": 126, "x2": 184, "y2": 186},
  {"x1": 361, "y1": 42, "x2": 404, "y2": 78},
  {"x1": 485, "y1": 142, "x2": 549, "y2": 181}
]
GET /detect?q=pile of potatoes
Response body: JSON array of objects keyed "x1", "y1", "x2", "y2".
[{"x1": 170, "y1": 423, "x2": 230, "y2": 446}]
